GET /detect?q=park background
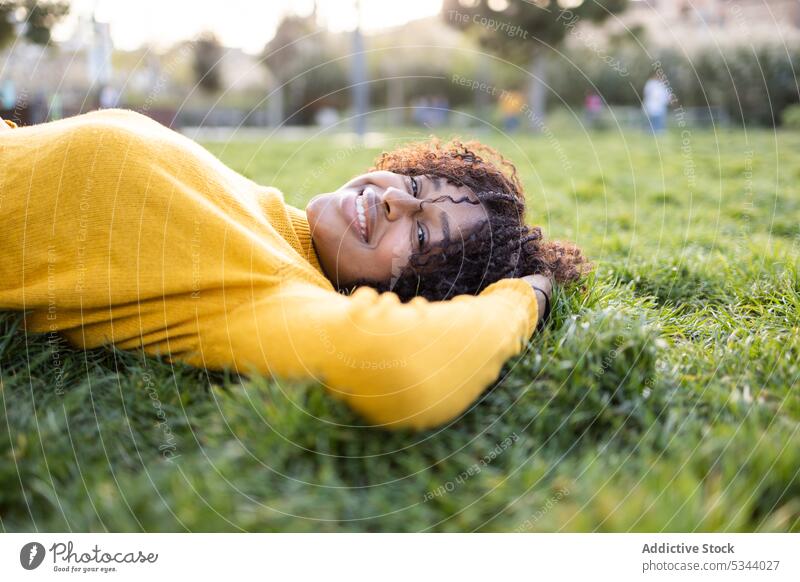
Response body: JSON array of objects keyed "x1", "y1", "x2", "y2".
[{"x1": 1, "y1": 0, "x2": 799, "y2": 532}]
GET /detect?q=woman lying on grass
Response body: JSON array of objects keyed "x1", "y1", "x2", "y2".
[{"x1": 0, "y1": 109, "x2": 589, "y2": 429}]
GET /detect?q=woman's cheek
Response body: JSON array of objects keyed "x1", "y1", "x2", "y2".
[{"x1": 378, "y1": 236, "x2": 410, "y2": 282}]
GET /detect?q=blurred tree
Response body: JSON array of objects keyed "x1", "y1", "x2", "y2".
[
  {"x1": 0, "y1": 0, "x2": 69, "y2": 48},
  {"x1": 442, "y1": 0, "x2": 627, "y2": 128},
  {"x1": 262, "y1": 11, "x2": 348, "y2": 125},
  {"x1": 0, "y1": 2, "x2": 14, "y2": 47},
  {"x1": 193, "y1": 31, "x2": 223, "y2": 93},
  {"x1": 263, "y1": 13, "x2": 318, "y2": 124},
  {"x1": 367, "y1": 17, "x2": 479, "y2": 124}
]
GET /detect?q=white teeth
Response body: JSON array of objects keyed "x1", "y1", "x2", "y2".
[{"x1": 355, "y1": 194, "x2": 368, "y2": 241}]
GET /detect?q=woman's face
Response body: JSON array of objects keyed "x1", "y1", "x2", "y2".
[{"x1": 306, "y1": 170, "x2": 486, "y2": 288}]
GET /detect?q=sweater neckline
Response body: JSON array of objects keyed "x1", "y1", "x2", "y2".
[{"x1": 285, "y1": 204, "x2": 326, "y2": 279}]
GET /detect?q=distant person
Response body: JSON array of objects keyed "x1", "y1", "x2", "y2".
[
  {"x1": 411, "y1": 96, "x2": 430, "y2": 126},
  {"x1": 584, "y1": 91, "x2": 603, "y2": 129},
  {"x1": 98, "y1": 85, "x2": 119, "y2": 109},
  {"x1": 0, "y1": 109, "x2": 591, "y2": 430},
  {"x1": 412, "y1": 96, "x2": 446, "y2": 127},
  {"x1": 431, "y1": 94, "x2": 449, "y2": 127},
  {"x1": 0, "y1": 79, "x2": 15, "y2": 111},
  {"x1": 30, "y1": 91, "x2": 48, "y2": 125},
  {"x1": 314, "y1": 106, "x2": 339, "y2": 128},
  {"x1": 499, "y1": 90, "x2": 525, "y2": 132},
  {"x1": 49, "y1": 92, "x2": 63, "y2": 121},
  {"x1": 643, "y1": 73, "x2": 671, "y2": 134}
]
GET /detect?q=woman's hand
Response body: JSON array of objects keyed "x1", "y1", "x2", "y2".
[{"x1": 522, "y1": 274, "x2": 553, "y2": 325}]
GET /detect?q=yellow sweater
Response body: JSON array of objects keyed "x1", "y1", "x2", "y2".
[{"x1": 0, "y1": 109, "x2": 538, "y2": 429}]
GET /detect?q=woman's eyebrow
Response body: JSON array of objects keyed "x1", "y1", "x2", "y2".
[
  {"x1": 439, "y1": 211, "x2": 450, "y2": 241},
  {"x1": 429, "y1": 176, "x2": 443, "y2": 192}
]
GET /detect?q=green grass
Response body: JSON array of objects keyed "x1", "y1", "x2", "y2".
[{"x1": 2, "y1": 127, "x2": 799, "y2": 532}]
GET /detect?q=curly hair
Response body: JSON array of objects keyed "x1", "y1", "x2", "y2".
[{"x1": 352, "y1": 138, "x2": 591, "y2": 302}]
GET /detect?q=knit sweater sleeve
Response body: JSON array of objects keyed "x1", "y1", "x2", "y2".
[{"x1": 191, "y1": 278, "x2": 539, "y2": 430}]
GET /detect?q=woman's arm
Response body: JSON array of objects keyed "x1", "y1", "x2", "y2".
[{"x1": 189, "y1": 278, "x2": 541, "y2": 430}]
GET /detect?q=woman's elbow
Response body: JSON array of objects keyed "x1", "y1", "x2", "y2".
[{"x1": 340, "y1": 364, "x2": 496, "y2": 431}]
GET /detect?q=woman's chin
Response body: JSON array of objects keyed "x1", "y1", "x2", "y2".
[{"x1": 306, "y1": 192, "x2": 341, "y2": 226}]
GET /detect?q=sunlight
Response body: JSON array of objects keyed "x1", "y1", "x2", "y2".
[
  {"x1": 318, "y1": 0, "x2": 444, "y2": 32},
  {"x1": 55, "y1": 0, "x2": 443, "y2": 53}
]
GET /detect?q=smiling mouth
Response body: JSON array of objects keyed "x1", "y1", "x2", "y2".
[{"x1": 355, "y1": 190, "x2": 369, "y2": 243}]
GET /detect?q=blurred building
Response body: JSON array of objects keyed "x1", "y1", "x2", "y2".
[
  {"x1": 0, "y1": 15, "x2": 114, "y2": 120},
  {"x1": 0, "y1": 14, "x2": 270, "y2": 127},
  {"x1": 626, "y1": 0, "x2": 800, "y2": 38}
]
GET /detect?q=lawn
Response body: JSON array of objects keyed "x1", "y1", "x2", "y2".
[{"x1": 1, "y1": 126, "x2": 799, "y2": 532}]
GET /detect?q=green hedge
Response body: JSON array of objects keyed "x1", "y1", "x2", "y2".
[{"x1": 549, "y1": 41, "x2": 800, "y2": 127}]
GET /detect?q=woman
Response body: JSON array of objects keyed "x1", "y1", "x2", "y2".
[{"x1": 0, "y1": 109, "x2": 588, "y2": 430}]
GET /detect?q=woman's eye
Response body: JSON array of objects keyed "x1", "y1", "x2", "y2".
[
  {"x1": 416, "y1": 222, "x2": 426, "y2": 249},
  {"x1": 410, "y1": 176, "x2": 419, "y2": 197}
]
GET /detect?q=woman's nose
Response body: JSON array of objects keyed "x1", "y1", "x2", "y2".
[{"x1": 382, "y1": 186, "x2": 421, "y2": 221}]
